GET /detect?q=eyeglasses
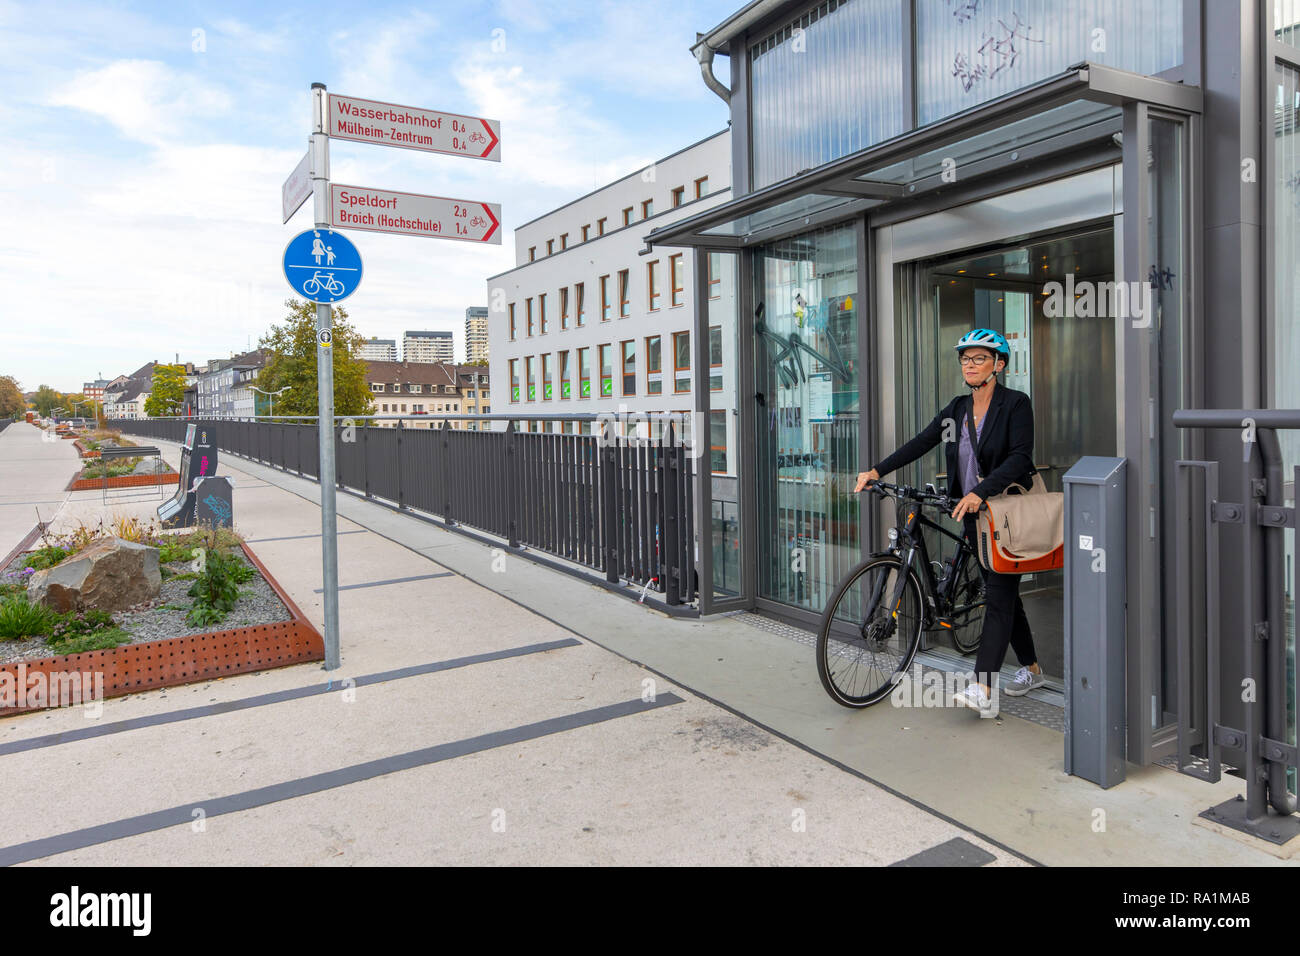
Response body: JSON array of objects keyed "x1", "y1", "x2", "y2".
[{"x1": 958, "y1": 354, "x2": 993, "y2": 367}]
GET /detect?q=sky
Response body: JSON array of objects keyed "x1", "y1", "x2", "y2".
[{"x1": 0, "y1": 0, "x2": 738, "y2": 393}]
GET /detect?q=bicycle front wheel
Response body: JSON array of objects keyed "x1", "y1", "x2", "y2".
[{"x1": 816, "y1": 555, "x2": 924, "y2": 708}]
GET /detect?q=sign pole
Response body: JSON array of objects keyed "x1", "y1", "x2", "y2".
[{"x1": 311, "y1": 81, "x2": 341, "y2": 670}]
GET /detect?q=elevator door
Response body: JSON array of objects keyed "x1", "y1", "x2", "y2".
[{"x1": 895, "y1": 224, "x2": 1118, "y2": 678}]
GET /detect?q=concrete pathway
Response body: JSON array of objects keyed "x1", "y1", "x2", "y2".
[
  {"x1": 0, "y1": 422, "x2": 79, "y2": 562},
  {"x1": 97, "y1": 434, "x2": 1298, "y2": 867},
  {"x1": 0, "y1": 430, "x2": 1024, "y2": 866}
]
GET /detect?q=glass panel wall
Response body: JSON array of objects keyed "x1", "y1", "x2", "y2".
[
  {"x1": 916, "y1": 0, "x2": 1182, "y2": 125},
  {"x1": 709, "y1": 252, "x2": 742, "y2": 599},
  {"x1": 749, "y1": 0, "x2": 904, "y2": 188},
  {"x1": 754, "y1": 223, "x2": 859, "y2": 613}
]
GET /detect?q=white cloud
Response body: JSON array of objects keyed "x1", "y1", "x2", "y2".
[{"x1": 47, "y1": 59, "x2": 233, "y2": 147}]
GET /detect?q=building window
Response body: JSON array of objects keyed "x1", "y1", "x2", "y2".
[
  {"x1": 546, "y1": 239, "x2": 554, "y2": 255},
  {"x1": 410, "y1": 384, "x2": 422, "y2": 393},
  {"x1": 646, "y1": 335, "x2": 662, "y2": 395},
  {"x1": 710, "y1": 409, "x2": 727, "y2": 475},
  {"x1": 371, "y1": 383, "x2": 384, "y2": 392},
  {"x1": 539, "y1": 292, "x2": 548, "y2": 334},
  {"x1": 646, "y1": 260, "x2": 661, "y2": 312},
  {"x1": 558, "y1": 350, "x2": 571, "y2": 399},
  {"x1": 622, "y1": 206, "x2": 633, "y2": 226},
  {"x1": 526, "y1": 297, "x2": 534, "y2": 336},
  {"x1": 525, "y1": 356, "x2": 535, "y2": 402},
  {"x1": 578, "y1": 347, "x2": 591, "y2": 398},
  {"x1": 560, "y1": 286, "x2": 569, "y2": 330},
  {"x1": 382, "y1": 404, "x2": 389, "y2": 412},
  {"x1": 708, "y1": 253, "x2": 722, "y2": 299},
  {"x1": 559, "y1": 233, "x2": 568, "y2": 250},
  {"x1": 575, "y1": 282, "x2": 585, "y2": 326},
  {"x1": 529, "y1": 246, "x2": 536, "y2": 261},
  {"x1": 641, "y1": 199, "x2": 654, "y2": 219},
  {"x1": 710, "y1": 325, "x2": 723, "y2": 391},
  {"x1": 581, "y1": 224, "x2": 590, "y2": 242},
  {"x1": 618, "y1": 269, "x2": 630, "y2": 318},
  {"x1": 673, "y1": 331, "x2": 690, "y2": 393},
  {"x1": 541, "y1": 353, "x2": 553, "y2": 400},
  {"x1": 671, "y1": 186, "x2": 685, "y2": 207},
  {"x1": 599, "y1": 275, "x2": 611, "y2": 321},
  {"x1": 621, "y1": 340, "x2": 636, "y2": 396},
  {"x1": 694, "y1": 176, "x2": 709, "y2": 198},
  {"x1": 599, "y1": 344, "x2": 613, "y2": 398},
  {"x1": 670, "y1": 254, "x2": 683, "y2": 307},
  {"x1": 597, "y1": 217, "x2": 607, "y2": 236},
  {"x1": 508, "y1": 303, "x2": 516, "y2": 340}
]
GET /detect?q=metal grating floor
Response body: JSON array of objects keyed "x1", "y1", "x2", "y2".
[{"x1": 735, "y1": 611, "x2": 1066, "y2": 732}]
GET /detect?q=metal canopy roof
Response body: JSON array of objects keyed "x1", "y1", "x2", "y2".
[{"x1": 643, "y1": 62, "x2": 1201, "y2": 251}]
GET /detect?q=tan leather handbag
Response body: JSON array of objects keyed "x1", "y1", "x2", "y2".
[{"x1": 965, "y1": 401, "x2": 1064, "y2": 574}]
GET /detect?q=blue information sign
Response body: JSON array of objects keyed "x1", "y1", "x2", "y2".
[{"x1": 282, "y1": 228, "x2": 363, "y2": 303}]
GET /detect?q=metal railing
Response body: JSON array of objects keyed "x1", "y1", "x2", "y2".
[
  {"x1": 1173, "y1": 409, "x2": 1298, "y2": 841},
  {"x1": 110, "y1": 415, "x2": 697, "y2": 610}
]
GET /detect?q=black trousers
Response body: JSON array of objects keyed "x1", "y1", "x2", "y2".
[{"x1": 962, "y1": 516, "x2": 1037, "y2": 686}]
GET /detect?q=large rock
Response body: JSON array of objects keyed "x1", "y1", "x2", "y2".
[{"x1": 27, "y1": 536, "x2": 160, "y2": 613}]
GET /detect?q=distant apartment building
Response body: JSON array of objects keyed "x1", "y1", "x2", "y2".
[
  {"x1": 486, "y1": 129, "x2": 737, "y2": 475},
  {"x1": 197, "y1": 350, "x2": 266, "y2": 418},
  {"x1": 82, "y1": 379, "x2": 109, "y2": 404},
  {"x1": 364, "y1": 360, "x2": 466, "y2": 428},
  {"x1": 465, "y1": 307, "x2": 489, "y2": 363},
  {"x1": 402, "y1": 330, "x2": 453, "y2": 364},
  {"x1": 457, "y1": 365, "x2": 491, "y2": 428},
  {"x1": 102, "y1": 363, "x2": 154, "y2": 420},
  {"x1": 359, "y1": 337, "x2": 398, "y2": 362}
]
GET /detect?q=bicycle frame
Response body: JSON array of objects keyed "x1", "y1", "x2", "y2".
[{"x1": 874, "y1": 494, "x2": 978, "y2": 632}]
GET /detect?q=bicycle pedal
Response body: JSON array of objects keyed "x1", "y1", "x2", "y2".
[{"x1": 935, "y1": 616, "x2": 956, "y2": 630}]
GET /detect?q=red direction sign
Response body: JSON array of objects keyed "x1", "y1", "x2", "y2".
[
  {"x1": 330, "y1": 184, "x2": 501, "y2": 244},
  {"x1": 327, "y1": 93, "x2": 500, "y2": 162}
]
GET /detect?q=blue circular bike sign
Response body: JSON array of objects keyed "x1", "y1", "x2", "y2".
[{"x1": 283, "y1": 228, "x2": 363, "y2": 303}]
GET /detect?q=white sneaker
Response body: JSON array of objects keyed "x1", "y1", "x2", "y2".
[
  {"x1": 951, "y1": 684, "x2": 992, "y2": 714},
  {"x1": 1004, "y1": 666, "x2": 1046, "y2": 697}
]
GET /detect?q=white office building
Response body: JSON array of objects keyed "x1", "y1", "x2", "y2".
[
  {"x1": 486, "y1": 129, "x2": 737, "y2": 475},
  {"x1": 465, "y1": 307, "x2": 489, "y2": 364},
  {"x1": 403, "y1": 330, "x2": 453, "y2": 364},
  {"x1": 359, "y1": 337, "x2": 398, "y2": 362}
]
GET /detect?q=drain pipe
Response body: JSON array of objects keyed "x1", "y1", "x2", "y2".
[
  {"x1": 1260, "y1": 428, "x2": 1298, "y2": 815},
  {"x1": 694, "y1": 37, "x2": 730, "y2": 105}
]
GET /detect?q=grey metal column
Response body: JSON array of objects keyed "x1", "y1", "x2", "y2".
[
  {"x1": 1063, "y1": 457, "x2": 1128, "y2": 788},
  {"x1": 311, "y1": 81, "x2": 340, "y2": 670}
]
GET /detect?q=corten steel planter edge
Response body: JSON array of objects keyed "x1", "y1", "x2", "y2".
[
  {"x1": 0, "y1": 541, "x2": 324, "y2": 717},
  {"x1": 66, "y1": 472, "x2": 179, "y2": 492},
  {"x1": 0, "y1": 525, "x2": 44, "y2": 576}
]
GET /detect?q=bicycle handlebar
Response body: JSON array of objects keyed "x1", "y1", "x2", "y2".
[{"x1": 861, "y1": 479, "x2": 957, "y2": 511}]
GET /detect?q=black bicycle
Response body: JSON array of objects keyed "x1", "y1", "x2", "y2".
[{"x1": 816, "y1": 480, "x2": 986, "y2": 708}]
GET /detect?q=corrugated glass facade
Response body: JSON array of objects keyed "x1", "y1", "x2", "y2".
[{"x1": 749, "y1": 0, "x2": 904, "y2": 188}]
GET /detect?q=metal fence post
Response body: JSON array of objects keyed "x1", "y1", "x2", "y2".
[
  {"x1": 442, "y1": 418, "x2": 453, "y2": 526},
  {"x1": 600, "y1": 421, "x2": 619, "y2": 584},
  {"x1": 395, "y1": 417, "x2": 405, "y2": 510},
  {"x1": 505, "y1": 420, "x2": 519, "y2": 548},
  {"x1": 662, "y1": 424, "x2": 682, "y2": 605}
]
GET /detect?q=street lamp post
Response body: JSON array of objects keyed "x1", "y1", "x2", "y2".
[{"x1": 250, "y1": 385, "x2": 291, "y2": 419}]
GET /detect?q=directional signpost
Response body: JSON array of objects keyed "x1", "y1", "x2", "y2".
[
  {"x1": 281, "y1": 150, "x2": 312, "y2": 224},
  {"x1": 330, "y1": 184, "x2": 500, "y2": 243},
  {"x1": 290, "y1": 81, "x2": 501, "y2": 671}
]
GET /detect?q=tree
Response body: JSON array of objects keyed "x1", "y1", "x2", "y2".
[
  {"x1": 144, "y1": 364, "x2": 187, "y2": 417},
  {"x1": 257, "y1": 299, "x2": 374, "y2": 418},
  {"x1": 0, "y1": 376, "x2": 23, "y2": 419},
  {"x1": 31, "y1": 385, "x2": 65, "y2": 418}
]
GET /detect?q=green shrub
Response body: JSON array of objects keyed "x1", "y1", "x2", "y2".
[
  {"x1": 48, "y1": 608, "x2": 116, "y2": 644},
  {"x1": 0, "y1": 568, "x2": 36, "y2": 598},
  {"x1": 48, "y1": 627, "x2": 127, "y2": 655},
  {"x1": 0, "y1": 596, "x2": 59, "y2": 640},
  {"x1": 185, "y1": 551, "x2": 253, "y2": 627},
  {"x1": 23, "y1": 546, "x2": 69, "y2": 571}
]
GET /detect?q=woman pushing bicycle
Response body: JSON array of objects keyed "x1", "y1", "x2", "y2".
[{"x1": 854, "y1": 329, "x2": 1045, "y2": 713}]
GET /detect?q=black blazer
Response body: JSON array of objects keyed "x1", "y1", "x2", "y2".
[{"x1": 872, "y1": 384, "x2": 1035, "y2": 501}]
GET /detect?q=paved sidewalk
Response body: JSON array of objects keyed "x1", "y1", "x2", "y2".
[
  {"x1": 105, "y1": 434, "x2": 1298, "y2": 867},
  {"x1": 0, "y1": 422, "x2": 79, "y2": 561},
  {"x1": 0, "y1": 429, "x2": 1025, "y2": 866}
]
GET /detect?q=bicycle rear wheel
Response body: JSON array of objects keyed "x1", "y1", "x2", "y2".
[
  {"x1": 948, "y1": 552, "x2": 986, "y2": 655},
  {"x1": 816, "y1": 555, "x2": 924, "y2": 708}
]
